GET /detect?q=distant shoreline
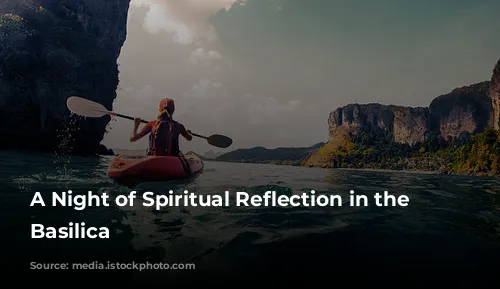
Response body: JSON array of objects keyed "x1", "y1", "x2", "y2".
[
  {"x1": 335, "y1": 167, "x2": 439, "y2": 175},
  {"x1": 205, "y1": 159, "x2": 438, "y2": 174},
  {"x1": 207, "y1": 159, "x2": 500, "y2": 177},
  {"x1": 109, "y1": 149, "x2": 499, "y2": 177}
]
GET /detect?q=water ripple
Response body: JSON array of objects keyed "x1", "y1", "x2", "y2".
[{"x1": 2, "y1": 151, "x2": 500, "y2": 284}]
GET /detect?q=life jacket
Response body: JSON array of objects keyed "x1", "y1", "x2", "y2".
[{"x1": 147, "y1": 119, "x2": 180, "y2": 156}]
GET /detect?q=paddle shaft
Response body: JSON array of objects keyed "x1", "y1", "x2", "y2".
[
  {"x1": 115, "y1": 113, "x2": 149, "y2": 124},
  {"x1": 191, "y1": 132, "x2": 208, "y2": 139}
]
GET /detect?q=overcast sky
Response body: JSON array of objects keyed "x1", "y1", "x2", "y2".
[{"x1": 102, "y1": 0, "x2": 500, "y2": 154}]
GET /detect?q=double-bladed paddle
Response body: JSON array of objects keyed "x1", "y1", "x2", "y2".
[{"x1": 66, "y1": 96, "x2": 233, "y2": 149}]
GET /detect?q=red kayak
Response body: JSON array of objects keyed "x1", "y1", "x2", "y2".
[{"x1": 107, "y1": 152, "x2": 204, "y2": 186}]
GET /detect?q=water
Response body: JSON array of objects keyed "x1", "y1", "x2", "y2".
[{"x1": 1, "y1": 150, "x2": 500, "y2": 287}]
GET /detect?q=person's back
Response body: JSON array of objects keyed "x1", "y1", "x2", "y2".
[
  {"x1": 130, "y1": 97, "x2": 192, "y2": 156},
  {"x1": 147, "y1": 118, "x2": 184, "y2": 156}
]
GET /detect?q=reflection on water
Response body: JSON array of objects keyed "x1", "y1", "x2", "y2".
[{"x1": 1, "y1": 150, "x2": 500, "y2": 285}]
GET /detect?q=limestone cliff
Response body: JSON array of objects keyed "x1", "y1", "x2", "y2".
[
  {"x1": 429, "y1": 81, "x2": 491, "y2": 140},
  {"x1": 0, "y1": 0, "x2": 130, "y2": 154},
  {"x1": 490, "y1": 58, "x2": 500, "y2": 130},
  {"x1": 305, "y1": 78, "x2": 493, "y2": 169},
  {"x1": 328, "y1": 104, "x2": 429, "y2": 146},
  {"x1": 325, "y1": 81, "x2": 490, "y2": 148},
  {"x1": 392, "y1": 106, "x2": 430, "y2": 145}
]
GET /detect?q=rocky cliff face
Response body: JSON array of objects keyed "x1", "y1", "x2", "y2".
[
  {"x1": 429, "y1": 81, "x2": 491, "y2": 140},
  {"x1": 328, "y1": 104, "x2": 430, "y2": 146},
  {"x1": 490, "y1": 58, "x2": 500, "y2": 130},
  {"x1": 392, "y1": 106, "x2": 430, "y2": 145},
  {"x1": 0, "y1": 0, "x2": 130, "y2": 154},
  {"x1": 305, "y1": 74, "x2": 495, "y2": 168},
  {"x1": 326, "y1": 81, "x2": 490, "y2": 147},
  {"x1": 328, "y1": 104, "x2": 394, "y2": 134}
]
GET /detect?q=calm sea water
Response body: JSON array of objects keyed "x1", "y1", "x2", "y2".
[{"x1": 1, "y1": 150, "x2": 500, "y2": 286}]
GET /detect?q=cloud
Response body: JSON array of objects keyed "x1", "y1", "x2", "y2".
[
  {"x1": 185, "y1": 78, "x2": 223, "y2": 99},
  {"x1": 130, "y1": 0, "x2": 241, "y2": 44},
  {"x1": 189, "y1": 48, "x2": 222, "y2": 66}
]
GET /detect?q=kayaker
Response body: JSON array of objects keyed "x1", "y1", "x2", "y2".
[{"x1": 130, "y1": 98, "x2": 193, "y2": 156}]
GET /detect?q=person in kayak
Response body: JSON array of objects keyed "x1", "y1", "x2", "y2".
[{"x1": 130, "y1": 98, "x2": 192, "y2": 156}]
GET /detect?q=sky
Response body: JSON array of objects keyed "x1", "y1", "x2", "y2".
[{"x1": 102, "y1": 0, "x2": 500, "y2": 155}]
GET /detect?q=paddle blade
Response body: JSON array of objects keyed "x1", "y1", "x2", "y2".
[
  {"x1": 66, "y1": 96, "x2": 111, "y2": 118},
  {"x1": 207, "y1": 134, "x2": 233, "y2": 148}
]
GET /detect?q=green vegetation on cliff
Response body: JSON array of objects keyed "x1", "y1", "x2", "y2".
[
  {"x1": 447, "y1": 129, "x2": 500, "y2": 175},
  {"x1": 305, "y1": 127, "x2": 500, "y2": 176},
  {"x1": 0, "y1": 13, "x2": 32, "y2": 40}
]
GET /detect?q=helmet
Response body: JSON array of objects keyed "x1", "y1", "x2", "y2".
[{"x1": 159, "y1": 98, "x2": 175, "y2": 114}]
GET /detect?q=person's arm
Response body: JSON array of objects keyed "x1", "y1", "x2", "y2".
[
  {"x1": 130, "y1": 118, "x2": 151, "y2": 142},
  {"x1": 179, "y1": 123, "x2": 193, "y2": 141}
]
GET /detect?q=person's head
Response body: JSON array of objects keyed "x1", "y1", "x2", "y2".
[{"x1": 158, "y1": 97, "x2": 175, "y2": 120}]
